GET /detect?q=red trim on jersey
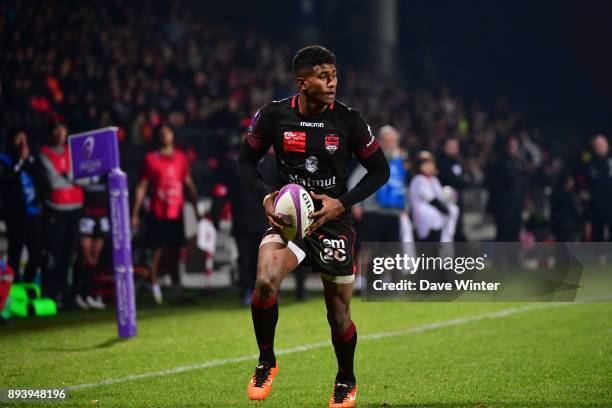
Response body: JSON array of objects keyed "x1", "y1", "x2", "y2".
[
  {"x1": 329, "y1": 102, "x2": 334, "y2": 110},
  {"x1": 358, "y1": 139, "x2": 380, "y2": 159}
]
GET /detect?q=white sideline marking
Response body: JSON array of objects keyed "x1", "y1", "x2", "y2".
[{"x1": 67, "y1": 303, "x2": 565, "y2": 391}]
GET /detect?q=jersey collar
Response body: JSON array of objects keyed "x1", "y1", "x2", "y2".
[{"x1": 291, "y1": 94, "x2": 334, "y2": 120}]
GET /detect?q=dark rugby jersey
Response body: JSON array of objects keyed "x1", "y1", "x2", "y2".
[{"x1": 239, "y1": 94, "x2": 389, "y2": 211}]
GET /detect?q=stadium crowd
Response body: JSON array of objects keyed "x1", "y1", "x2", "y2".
[{"x1": 2, "y1": 0, "x2": 611, "y2": 309}]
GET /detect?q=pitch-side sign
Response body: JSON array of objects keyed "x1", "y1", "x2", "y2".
[{"x1": 69, "y1": 127, "x2": 137, "y2": 339}]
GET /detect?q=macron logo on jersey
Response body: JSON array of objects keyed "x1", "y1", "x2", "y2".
[{"x1": 300, "y1": 121, "x2": 324, "y2": 128}]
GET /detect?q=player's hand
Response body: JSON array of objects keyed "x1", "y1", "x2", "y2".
[
  {"x1": 263, "y1": 191, "x2": 288, "y2": 231},
  {"x1": 306, "y1": 192, "x2": 345, "y2": 235}
]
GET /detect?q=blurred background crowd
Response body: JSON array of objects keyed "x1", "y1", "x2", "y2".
[{"x1": 1, "y1": 0, "x2": 611, "y2": 308}]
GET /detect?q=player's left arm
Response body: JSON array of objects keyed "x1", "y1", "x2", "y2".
[
  {"x1": 307, "y1": 112, "x2": 390, "y2": 234},
  {"x1": 339, "y1": 110, "x2": 390, "y2": 208}
]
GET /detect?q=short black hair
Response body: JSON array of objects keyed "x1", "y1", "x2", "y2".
[
  {"x1": 292, "y1": 45, "x2": 336, "y2": 75},
  {"x1": 48, "y1": 119, "x2": 67, "y2": 134},
  {"x1": 5, "y1": 127, "x2": 26, "y2": 150}
]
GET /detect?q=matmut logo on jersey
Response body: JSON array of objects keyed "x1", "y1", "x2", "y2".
[
  {"x1": 288, "y1": 173, "x2": 337, "y2": 189},
  {"x1": 283, "y1": 131, "x2": 306, "y2": 153}
]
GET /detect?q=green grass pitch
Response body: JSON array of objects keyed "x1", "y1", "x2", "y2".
[{"x1": 1, "y1": 291, "x2": 611, "y2": 407}]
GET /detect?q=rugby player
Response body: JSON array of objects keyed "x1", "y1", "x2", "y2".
[
  {"x1": 239, "y1": 45, "x2": 390, "y2": 407},
  {"x1": 131, "y1": 125, "x2": 200, "y2": 305}
]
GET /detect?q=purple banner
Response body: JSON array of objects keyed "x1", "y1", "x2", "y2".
[
  {"x1": 68, "y1": 127, "x2": 120, "y2": 179},
  {"x1": 108, "y1": 169, "x2": 137, "y2": 338}
]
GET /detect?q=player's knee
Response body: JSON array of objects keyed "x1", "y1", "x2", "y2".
[
  {"x1": 256, "y1": 255, "x2": 284, "y2": 293},
  {"x1": 255, "y1": 275, "x2": 279, "y2": 300}
]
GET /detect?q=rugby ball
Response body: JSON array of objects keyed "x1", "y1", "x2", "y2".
[{"x1": 274, "y1": 183, "x2": 315, "y2": 241}]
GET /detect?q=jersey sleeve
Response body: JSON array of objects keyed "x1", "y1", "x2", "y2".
[
  {"x1": 348, "y1": 109, "x2": 380, "y2": 160},
  {"x1": 244, "y1": 104, "x2": 274, "y2": 154},
  {"x1": 238, "y1": 103, "x2": 276, "y2": 203}
]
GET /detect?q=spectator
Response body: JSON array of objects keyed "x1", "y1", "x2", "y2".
[
  {"x1": 584, "y1": 134, "x2": 612, "y2": 242},
  {"x1": 551, "y1": 173, "x2": 583, "y2": 242},
  {"x1": 131, "y1": 125, "x2": 200, "y2": 304},
  {"x1": 436, "y1": 137, "x2": 468, "y2": 241},
  {"x1": 408, "y1": 151, "x2": 457, "y2": 243},
  {"x1": 408, "y1": 151, "x2": 459, "y2": 283},
  {"x1": 486, "y1": 136, "x2": 527, "y2": 242},
  {"x1": 39, "y1": 122, "x2": 84, "y2": 307},
  {"x1": 0, "y1": 129, "x2": 45, "y2": 283},
  {"x1": 350, "y1": 125, "x2": 409, "y2": 243}
]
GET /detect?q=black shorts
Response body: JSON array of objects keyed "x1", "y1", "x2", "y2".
[
  {"x1": 146, "y1": 215, "x2": 186, "y2": 250},
  {"x1": 260, "y1": 216, "x2": 356, "y2": 284},
  {"x1": 79, "y1": 215, "x2": 110, "y2": 239}
]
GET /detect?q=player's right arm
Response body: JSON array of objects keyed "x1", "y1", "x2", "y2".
[
  {"x1": 131, "y1": 179, "x2": 148, "y2": 231},
  {"x1": 237, "y1": 104, "x2": 285, "y2": 230}
]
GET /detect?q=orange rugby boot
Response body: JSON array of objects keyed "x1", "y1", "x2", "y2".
[
  {"x1": 246, "y1": 361, "x2": 279, "y2": 400},
  {"x1": 328, "y1": 381, "x2": 357, "y2": 408}
]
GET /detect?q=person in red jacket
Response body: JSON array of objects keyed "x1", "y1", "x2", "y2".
[
  {"x1": 39, "y1": 122, "x2": 84, "y2": 307},
  {"x1": 131, "y1": 125, "x2": 200, "y2": 305}
]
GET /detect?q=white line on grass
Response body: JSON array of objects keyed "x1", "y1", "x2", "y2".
[{"x1": 67, "y1": 303, "x2": 567, "y2": 391}]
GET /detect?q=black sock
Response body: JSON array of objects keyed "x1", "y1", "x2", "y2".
[
  {"x1": 78, "y1": 264, "x2": 93, "y2": 297},
  {"x1": 251, "y1": 291, "x2": 278, "y2": 366},
  {"x1": 332, "y1": 321, "x2": 357, "y2": 383}
]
